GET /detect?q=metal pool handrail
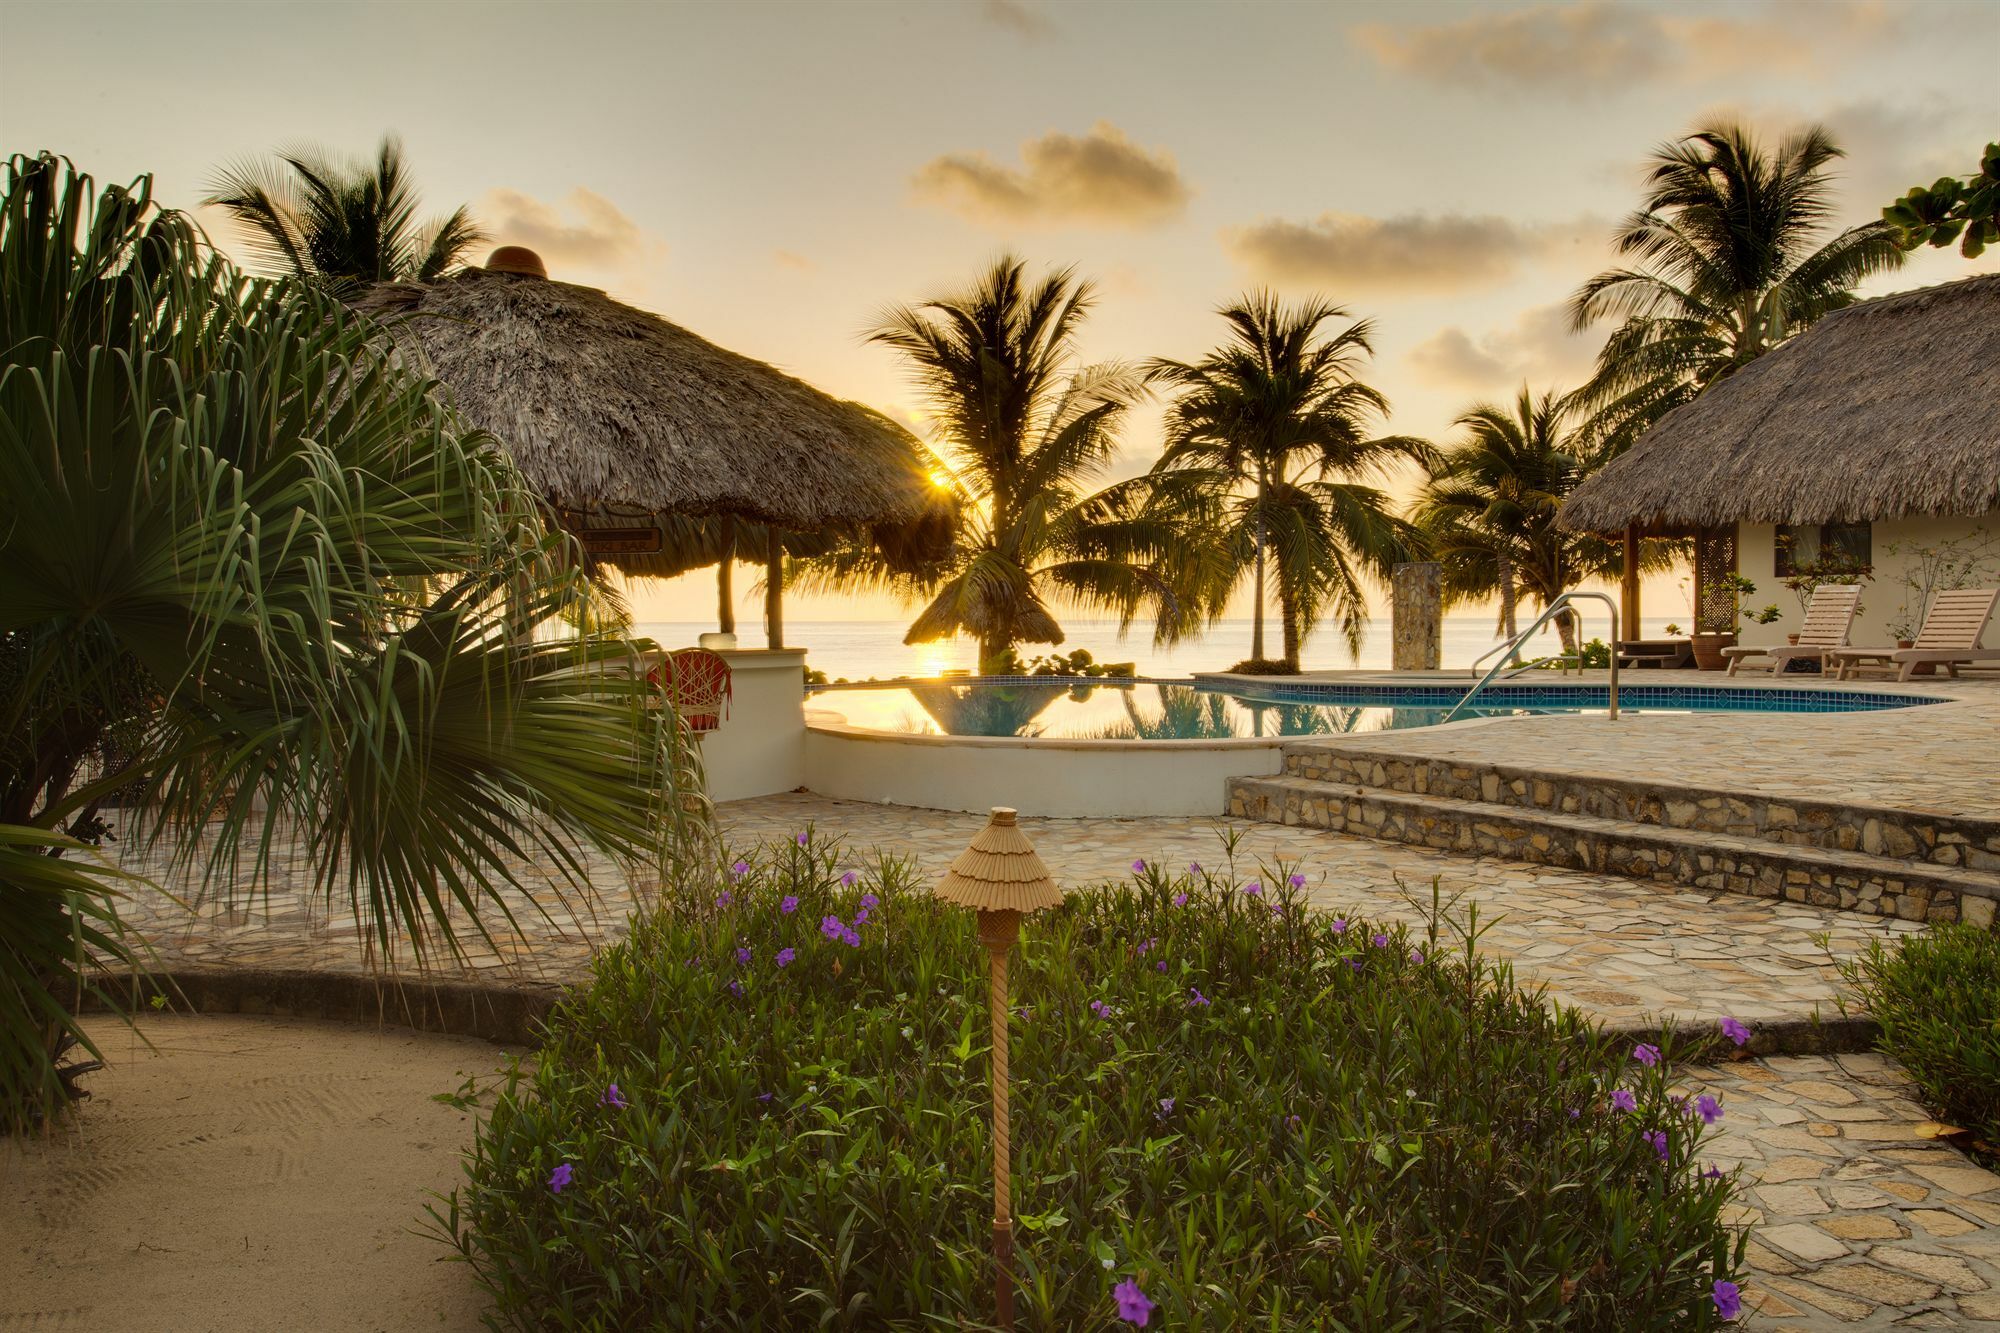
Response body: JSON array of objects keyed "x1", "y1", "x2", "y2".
[{"x1": 1445, "y1": 590, "x2": 1619, "y2": 724}]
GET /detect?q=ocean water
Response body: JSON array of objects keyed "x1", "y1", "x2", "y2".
[{"x1": 630, "y1": 616, "x2": 1686, "y2": 681}]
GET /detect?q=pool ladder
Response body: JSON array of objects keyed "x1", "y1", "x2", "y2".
[{"x1": 1444, "y1": 590, "x2": 1620, "y2": 724}]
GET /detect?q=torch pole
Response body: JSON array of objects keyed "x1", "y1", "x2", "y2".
[{"x1": 981, "y1": 912, "x2": 1018, "y2": 1331}]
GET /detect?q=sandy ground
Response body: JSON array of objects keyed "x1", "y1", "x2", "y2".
[{"x1": 1, "y1": 1015, "x2": 515, "y2": 1333}]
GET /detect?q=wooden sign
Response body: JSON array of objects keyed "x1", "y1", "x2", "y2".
[{"x1": 576, "y1": 526, "x2": 662, "y2": 555}]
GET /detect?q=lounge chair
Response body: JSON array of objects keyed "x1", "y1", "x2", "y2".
[
  {"x1": 1722, "y1": 584, "x2": 1863, "y2": 677},
  {"x1": 1829, "y1": 587, "x2": 2000, "y2": 682}
]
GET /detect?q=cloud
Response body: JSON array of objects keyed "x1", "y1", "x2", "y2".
[
  {"x1": 480, "y1": 187, "x2": 661, "y2": 273},
  {"x1": 1353, "y1": 1, "x2": 1902, "y2": 98},
  {"x1": 773, "y1": 249, "x2": 815, "y2": 272},
  {"x1": 981, "y1": 0, "x2": 1054, "y2": 40},
  {"x1": 1408, "y1": 303, "x2": 1605, "y2": 394},
  {"x1": 912, "y1": 121, "x2": 1191, "y2": 229},
  {"x1": 1222, "y1": 212, "x2": 1601, "y2": 294}
]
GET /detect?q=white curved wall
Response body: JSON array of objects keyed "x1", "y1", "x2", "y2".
[{"x1": 802, "y1": 723, "x2": 1284, "y2": 817}]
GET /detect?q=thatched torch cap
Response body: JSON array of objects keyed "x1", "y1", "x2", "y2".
[{"x1": 936, "y1": 808, "x2": 1063, "y2": 916}]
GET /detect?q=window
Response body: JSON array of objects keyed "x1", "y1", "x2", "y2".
[{"x1": 1775, "y1": 522, "x2": 1872, "y2": 577}]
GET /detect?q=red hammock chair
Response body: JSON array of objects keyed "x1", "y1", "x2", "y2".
[{"x1": 647, "y1": 648, "x2": 733, "y2": 733}]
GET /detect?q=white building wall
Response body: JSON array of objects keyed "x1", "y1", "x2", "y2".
[
  {"x1": 1733, "y1": 511, "x2": 2000, "y2": 650},
  {"x1": 695, "y1": 649, "x2": 808, "y2": 803}
]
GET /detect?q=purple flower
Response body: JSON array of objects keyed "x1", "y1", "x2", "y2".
[
  {"x1": 780, "y1": 894, "x2": 799, "y2": 915},
  {"x1": 730, "y1": 860, "x2": 749, "y2": 879},
  {"x1": 1157, "y1": 1097, "x2": 1175, "y2": 1117},
  {"x1": 1154, "y1": 960, "x2": 1168, "y2": 973},
  {"x1": 840, "y1": 870, "x2": 857, "y2": 888},
  {"x1": 795, "y1": 832, "x2": 808, "y2": 847},
  {"x1": 715, "y1": 891, "x2": 732, "y2": 907},
  {"x1": 1330, "y1": 917, "x2": 1347, "y2": 934},
  {"x1": 1285, "y1": 1113, "x2": 1302, "y2": 1130},
  {"x1": 1633, "y1": 1043, "x2": 1661, "y2": 1067},
  {"x1": 1610, "y1": 1088, "x2": 1637, "y2": 1113},
  {"x1": 1188, "y1": 988, "x2": 1211, "y2": 1008},
  {"x1": 1132, "y1": 858, "x2": 1147, "y2": 873},
  {"x1": 775, "y1": 947, "x2": 796, "y2": 968},
  {"x1": 1349, "y1": 958, "x2": 1363, "y2": 971},
  {"x1": 1113, "y1": 1278, "x2": 1155, "y2": 1326},
  {"x1": 1711, "y1": 1279, "x2": 1741, "y2": 1320},
  {"x1": 735, "y1": 946, "x2": 753, "y2": 965},
  {"x1": 1172, "y1": 892, "x2": 1188, "y2": 907},
  {"x1": 841, "y1": 927, "x2": 860, "y2": 947},
  {"x1": 854, "y1": 907, "x2": 871, "y2": 926},
  {"x1": 1718, "y1": 1015, "x2": 1751, "y2": 1047},
  {"x1": 1701, "y1": 1164, "x2": 1724, "y2": 1180},
  {"x1": 1244, "y1": 880, "x2": 1262, "y2": 896},
  {"x1": 1568, "y1": 1107, "x2": 1581, "y2": 1120},
  {"x1": 726, "y1": 979, "x2": 744, "y2": 996},
  {"x1": 1645, "y1": 1129, "x2": 1669, "y2": 1160},
  {"x1": 547, "y1": 1162, "x2": 573, "y2": 1193},
  {"x1": 1188, "y1": 861, "x2": 1201, "y2": 874},
  {"x1": 601, "y1": 1084, "x2": 627, "y2": 1109},
  {"x1": 1371, "y1": 933, "x2": 1389, "y2": 948},
  {"x1": 1409, "y1": 948, "x2": 1424, "y2": 964},
  {"x1": 1014, "y1": 1005, "x2": 1032, "y2": 1022},
  {"x1": 860, "y1": 893, "x2": 880, "y2": 911},
  {"x1": 1696, "y1": 1094, "x2": 1722, "y2": 1125},
  {"x1": 1288, "y1": 873, "x2": 1306, "y2": 888},
  {"x1": 1090, "y1": 1000, "x2": 1113, "y2": 1019},
  {"x1": 756, "y1": 1091, "x2": 775, "y2": 1104},
  {"x1": 820, "y1": 914, "x2": 846, "y2": 940}
]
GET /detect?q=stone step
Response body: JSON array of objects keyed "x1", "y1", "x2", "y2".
[
  {"x1": 1278, "y1": 744, "x2": 2000, "y2": 874},
  {"x1": 1226, "y1": 775, "x2": 2000, "y2": 928}
]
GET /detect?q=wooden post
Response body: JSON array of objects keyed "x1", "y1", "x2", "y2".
[
  {"x1": 980, "y1": 913, "x2": 1019, "y2": 1331},
  {"x1": 765, "y1": 528, "x2": 785, "y2": 651},
  {"x1": 1621, "y1": 526, "x2": 1641, "y2": 641},
  {"x1": 1391, "y1": 562, "x2": 1442, "y2": 671},
  {"x1": 717, "y1": 517, "x2": 736, "y2": 636}
]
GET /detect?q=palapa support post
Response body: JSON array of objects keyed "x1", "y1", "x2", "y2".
[{"x1": 934, "y1": 808, "x2": 1063, "y2": 1333}]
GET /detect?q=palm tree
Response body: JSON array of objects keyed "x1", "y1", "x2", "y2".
[
  {"x1": 802, "y1": 256, "x2": 1214, "y2": 674},
  {"x1": 1413, "y1": 388, "x2": 1646, "y2": 656},
  {"x1": 1567, "y1": 121, "x2": 1904, "y2": 452},
  {"x1": 1, "y1": 154, "x2": 692, "y2": 1129},
  {"x1": 1148, "y1": 294, "x2": 1427, "y2": 670},
  {"x1": 205, "y1": 135, "x2": 485, "y2": 287}
]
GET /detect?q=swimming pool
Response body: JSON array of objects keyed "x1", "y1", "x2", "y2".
[{"x1": 806, "y1": 677, "x2": 1933, "y2": 740}]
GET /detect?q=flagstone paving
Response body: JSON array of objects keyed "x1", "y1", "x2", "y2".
[
  {"x1": 111, "y1": 791, "x2": 1929, "y2": 1036},
  {"x1": 1692, "y1": 1053, "x2": 2000, "y2": 1329}
]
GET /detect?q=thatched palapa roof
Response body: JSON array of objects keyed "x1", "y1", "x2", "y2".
[
  {"x1": 1561, "y1": 274, "x2": 2000, "y2": 534},
  {"x1": 356, "y1": 259, "x2": 935, "y2": 533}
]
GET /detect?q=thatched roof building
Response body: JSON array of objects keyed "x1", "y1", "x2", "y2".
[
  {"x1": 1561, "y1": 274, "x2": 2000, "y2": 534},
  {"x1": 357, "y1": 251, "x2": 936, "y2": 534}
]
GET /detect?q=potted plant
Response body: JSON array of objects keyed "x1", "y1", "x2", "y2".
[{"x1": 1690, "y1": 574, "x2": 1778, "y2": 670}]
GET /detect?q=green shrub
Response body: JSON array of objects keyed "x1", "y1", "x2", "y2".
[
  {"x1": 1841, "y1": 923, "x2": 2000, "y2": 1150},
  {"x1": 435, "y1": 838, "x2": 1745, "y2": 1330}
]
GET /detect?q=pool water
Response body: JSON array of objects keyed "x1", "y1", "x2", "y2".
[{"x1": 806, "y1": 679, "x2": 1930, "y2": 740}]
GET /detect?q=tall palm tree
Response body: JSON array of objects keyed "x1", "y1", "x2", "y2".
[
  {"x1": 798, "y1": 256, "x2": 1215, "y2": 674},
  {"x1": 205, "y1": 135, "x2": 485, "y2": 287},
  {"x1": 1413, "y1": 388, "x2": 1647, "y2": 656},
  {"x1": 1148, "y1": 294, "x2": 1427, "y2": 670},
  {"x1": 1, "y1": 154, "x2": 691, "y2": 1129},
  {"x1": 1568, "y1": 121, "x2": 1905, "y2": 451}
]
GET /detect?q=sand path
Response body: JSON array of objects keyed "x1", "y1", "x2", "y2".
[{"x1": 1, "y1": 1016, "x2": 512, "y2": 1332}]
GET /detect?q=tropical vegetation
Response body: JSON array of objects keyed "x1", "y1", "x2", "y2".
[
  {"x1": 1840, "y1": 923, "x2": 2000, "y2": 1163},
  {"x1": 204, "y1": 135, "x2": 485, "y2": 287},
  {"x1": 436, "y1": 832, "x2": 1747, "y2": 1329},
  {"x1": 1149, "y1": 295, "x2": 1425, "y2": 670},
  {"x1": 1568, "y1": 121, "x2": 1906, "y2": 453},
  {"x1": 797, "y1": 256, "x2": 1221, "y2": 674},
  {"x1": 1883, "y1": 142, "x2": 2000, "y2": 259},
  {"x1": 0, "y1": 154, "x2": 693, "y2": 1130},
  {"x1": 1411, "y1": 388, "x2": 1645, "y2": 656}
]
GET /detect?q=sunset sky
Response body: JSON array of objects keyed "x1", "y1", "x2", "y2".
[{"x1": 6, "y1": 0, "x2": 1995, "y2": 631}]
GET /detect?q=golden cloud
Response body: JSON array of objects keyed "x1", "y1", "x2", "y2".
[
  {"x1": 1222, "y1": 212, "x2": 1600, "y2": 295},
  {"x1": 912, "y1": 121, "x2": 1191, "y2": 229},
  {"x1": 480, "y1": 187, "x2": 661, "y2": 273}
]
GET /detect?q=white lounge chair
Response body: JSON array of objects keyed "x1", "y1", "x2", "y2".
[
  {"x1": 1722, "y1": 583, "x2": 1863, "y2": 677},
  {"x1": 1829, "y1": 588, "x2": 2000, "y2": 682}
]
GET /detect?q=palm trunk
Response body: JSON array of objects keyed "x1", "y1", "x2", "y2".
[
  {"x1": 1498, "y1": 554, "x2": 1519, "y2": 663},
  {"x1": 1249, "y1": 468, "x2": 1268, "y2": 663},
  {"x1": 979, "y1": 633, "x2": 1010, "y2": 676},
  {"x1": 1556, "y1": 608, "x2": 1579, "y2": 658},
  {"x1": 1280, "y1": 592, "x2": 1301, "y2": 671}
]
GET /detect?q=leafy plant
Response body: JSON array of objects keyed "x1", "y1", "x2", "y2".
[
  {"x1": 989, "y1": 647, "x2": 1136, "y2": 678},
  {"x1": 436, "y1": 835, "x2": 1745, "y2": 1329},
  {"x1": 1840, "y1": 924, "x2": 2000, "y2": 1160},
  {"x1": 1883, "y1": 142, "x2": 2000, "y2": 260},
  {"x1": 1880, "y1": 527, "x2": 2000, "y2": 642},
  {"x1": 1, "y1": 153, "x2": 698, "y2": 1130}
]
